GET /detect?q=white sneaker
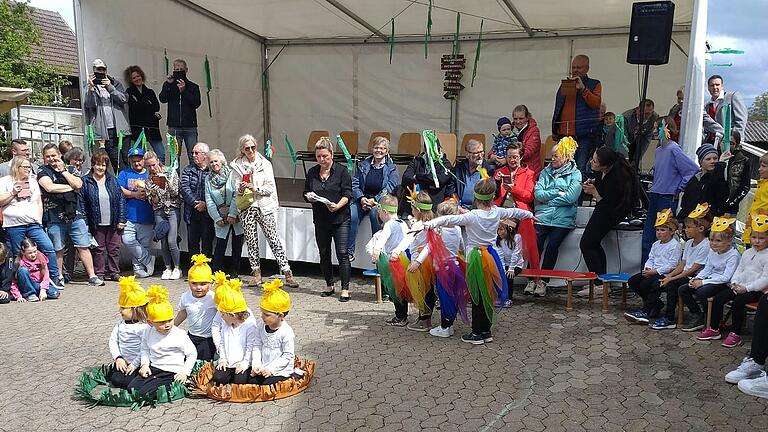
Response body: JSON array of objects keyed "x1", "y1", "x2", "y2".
[
  {"x1": 738, "y1": 371, "x2": 768, "y2": 398},
  {"x1": 429, "y1": 326, "x2": 454, "y2": 338},
  {"x1": 170, "y1": 268, "x2": 182, "y2": 280},
  {"x1": 534, "y1": 281, "x2": 547, "y2": 297},
  {"x1": 523, "y1": 281, "x2": 535, "y2": 295},
  {"x1": 726, "y1": 357, "x2": 764, "y2": 384},
  {"x1": 161, "y1": 269, "x2": 172, "y2": 280},
  {"x1": 145, "y1": 256, "x2": 156, "y2": 276},
  {"x1": 576, "y1": 286, "x2": 602, "y2": 298}
]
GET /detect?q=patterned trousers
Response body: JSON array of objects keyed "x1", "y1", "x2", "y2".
[{"x1": 241, "y1": 206, "x2": 291, "y2": 273}]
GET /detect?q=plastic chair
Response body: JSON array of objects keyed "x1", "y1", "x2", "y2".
[
  {"x1": 391, "y1": 132, "x2": 421, "y2": 165},
  {"x1": 298, "y1": 130, "x2": 330, "y2": 175},
  {"x1": 542, "y1": 135, "x2": 557, "y2": 166},
  {"x1": 459, "y1": 133, "x2": 486, "y2": 161},
  {"x1": 335, "y1": 131, "x2": 359, "y2": 164},
  {"x1": 436, "y1": 132, "x2": 458, "y2": 164}
]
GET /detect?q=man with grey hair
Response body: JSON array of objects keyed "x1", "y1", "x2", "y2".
[
  {"x1": 160, "y1": 58, "x2": 201, "y2": 165},
  {"x1": 180, "y1": 142, "x2": 214, "y2": 257},
  {"x1": 448, "y1": 139, "x2": 493, "y2": 210},
  {"x1": 0, "y1": 139, "x2": 37, "y2": 177}
]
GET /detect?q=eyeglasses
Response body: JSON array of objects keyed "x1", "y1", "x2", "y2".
[
  {"x1": 467, "y1": 150, "x2": 484, "y2": 155},
  {"x1": 244, "y1": 146, "x2": 256, "y2": 151},
  {"x1": 192, "y1": 151, "x2": 205, "y2": 155},
  {"x1": 20, "y1": 165, "x2": 32, "y2": 169},
  {"x1": 507, "y1": 154, "x2": 521, "y2": 160}
]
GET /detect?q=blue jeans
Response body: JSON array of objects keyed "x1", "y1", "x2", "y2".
[
  {"x1": 155, "y1": 208, "x2": 180, "y2": 269},
  {"x1": 169, "y1": 127, "x2": 198, "y2": 167},
  {"x1": 574, "y1": 134, "x2": 596, "y2": 179},
  {"x1": 348, "y1": 200, "x2": 381, "y2": 255},
  {"x1": 149, "y1": 138, "x2": 165, "y2": 165},
  {"x1": 535, "y1": 224, "x2": 573, "y2": 271},
  {"x1": 642, "y1": 193, "x2": 675, "y2": 266},
  {"x1": 122, "y1": 220, "x2": 153, "y2": 273},
  {"x1": 16, "y1": 266, "x2": 60, "y2": 299},
  {"x1": 6, "y1": 223, "x2": 60, "y2": 283}
]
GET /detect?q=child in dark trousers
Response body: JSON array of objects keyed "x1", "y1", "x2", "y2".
[
  {"x1": 699, "y1": 215, "x2": 768, "y2": 347},
  {"x1": 0, "y1": 244, "x2": 12, "y2": 304},
  {"x1": 651, "y1": 205, "x2": 710, "y2": 330},
  {"x1": 679, "y1": 217, "x2": 741, "y2": 332},
  {"x1": 624, "y1": 209, "x2": 682, "y2": 324},
  {"x1": 726, "y1": 293, "x2": 768, "y2": 399}
]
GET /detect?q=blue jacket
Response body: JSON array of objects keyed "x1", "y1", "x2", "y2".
[
  {"x1": 533, "y1": 160, "x2": 582, "y2": 229},
  {"x1": 552, "y1": 75, "x2": 601, "y2": 137},
  {"x1": 180, "y1": 163, "x2": 209, "y2": 224},
  {"x1": 81, "y1": 172, "x2": 127, "y2": 231},
  {"x1": 351, "y1": 155, "x2": 400, "y2": 202},
  {"x1": 446, "y1": 160, "x2": 494, "y2": 203}
]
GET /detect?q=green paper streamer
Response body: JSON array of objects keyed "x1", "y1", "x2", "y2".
[
  {"x1": 389, "y1": 18, "x2": 395, "y2": 64},
  {"x1": 284, "y1": 134, "x2": 298, "y2": 166},
  {"x1": 141, "y1": 128, "x2": 148, "y2": 151},
  {"x1": 204, "y1": 55, "x2": 213, "y2": 118},
  {"x1": 167, "y1": 133, "x2": 179, "y2": 172},
  {"x1": 422, "y1": 130, "x2": 441, "y2": 188},
  {"x1": 722, "y1": 103, "x2": 731, "y2": 152},
  {"x1": 133, "y1": 129, "x2": 145, "y2": 150},
  {"x1": 265, "y1": 139, "x2": 273, "y2": 160},
  {"x1": 424, "y1": 0, "x2": 432, "y2": 59},
  {"x1": 87, "y1": 124, "x2": 95, "y2": 150},
  {"x1": 471, "y1": 19, "x2": 484, "y2": 87},
  {"x1": 452, "y1": 12, "x2": 461, "y2": 56},
  {"x1": 164, "y1": 48, "x2": 169, "y2": 76},
  {"x1": 336, "y1": 135, "x2": 354, "y2": 172},
  {"x1": 117, "y1": 129, "x2": 123, "y2": 152},
  {"x1": 706, "y1": 49, "x2": 745, "y2": 54},
  {"x1": 614, "y1": 115, "x2": 630, "y2": 155}
]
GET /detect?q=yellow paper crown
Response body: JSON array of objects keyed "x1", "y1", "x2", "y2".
[
  {"x1": 688, "y1": 202, "x2": 710, "y2": 219},
  {"x1": 654, "y1": 209, "x2": 674, "y2": 227},
  {"x1": 213, "y1": 273, "x2": 230, "y2": 305},
  {"x1": 117, "y1": 276, "x2": 148, "y2": 309},
  {"x1": 146, "y1": 285, "x2": 174, "y2": 322},
  {"x1": 752, "y1": 214, "x2": 768, "y2": 233},
  {"x1": 555, "y1": 136, "x2": 578, "y2": 161},
  {"x1": 216, "y1": 279, "x2": 248, "y2": 314},
  {"x1": 478, "y1": 167, "x2": 490, "y2": 180},
  {"x1": 711, "y1": 216, "x2": 736, "y2": 233},
  {"x1": 260, "y1": 279, "x2": 291, "y2": 314},
  {"x1": 188, "y1": 254, "x2": 213, "y2": 283}
]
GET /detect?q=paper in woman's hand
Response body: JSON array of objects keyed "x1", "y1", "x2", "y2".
[{"x1": 306, "y1": 192, "x2": 333, "y2": 206}]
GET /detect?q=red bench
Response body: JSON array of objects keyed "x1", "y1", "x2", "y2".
[{"x1": 519, "y1": 269, "x2": 599, "y2": 311}]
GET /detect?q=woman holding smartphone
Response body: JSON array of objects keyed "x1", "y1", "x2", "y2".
[{"x1": 493, "y1": 143, "x2": 535, "y2": 211}]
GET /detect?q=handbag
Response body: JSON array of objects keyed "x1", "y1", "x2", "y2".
[{"x1": 235, "y1": 188, "x2": 254, "y2": 211}]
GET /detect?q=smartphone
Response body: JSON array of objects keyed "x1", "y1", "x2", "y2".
[
  {"x1": 94, "y1": 72, "x2": 106, "y2": 82},
  {"x1": 242, "y1": 173, "x2": 252, "y2": 183},
  {"x1": 17, "y1": 180, "x2": 31, "y2": 199},
  {"x1": 172, "y1": 70, "x2": 187, "y2": 81}
]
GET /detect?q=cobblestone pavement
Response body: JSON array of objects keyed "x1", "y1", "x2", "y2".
[{"x1": 2, "y1": 274, "x2": 768, "y2": 432}]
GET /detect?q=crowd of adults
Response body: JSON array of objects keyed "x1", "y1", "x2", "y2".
[{"x1": 0, "y1": 53, "x2": 750, "y2": 305}]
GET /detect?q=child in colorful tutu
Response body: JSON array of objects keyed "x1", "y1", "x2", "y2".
[
  {"x1": 175, "y1": 254, "x2": 217, "y2": 360},
  {"x1": 404, "y1": 190, "x2": 438, "y2": 332},
  {"x1": 426, "y1": 200, "x2": 465, "y2": 338},
  {"x1": 250, "y1": 279, "x2": 296, "y2": 385},
  {"x1": 212, "y1": 279, "x2": 258, "y2": 385},
  {"x1": 108, "y1": 276, "x2": 150, "y2": 388},
  {"x1": 425, "y1": 178, "x2": 534, "y2": 345}
]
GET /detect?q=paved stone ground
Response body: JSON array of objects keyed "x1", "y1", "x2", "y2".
[{"x1": 1, "y1": 272, "x2": 768, "y2": 432}]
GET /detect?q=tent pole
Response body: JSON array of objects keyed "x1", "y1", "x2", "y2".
[
  {"x1": 261, "y1": 44, "x2": 272, "y2": 143},
  {"x1": 499, "y1": 0, "x2": 534, "y2": 37},
  {"x1": 680, "y1": 0, "x2": 708, "y2": 159},
  {"x1": 450, "y1": 97, "x2": 459, "y2": 135},
  {"x1": 324, "y1": 0, "x2": 389, "y2": 42}
]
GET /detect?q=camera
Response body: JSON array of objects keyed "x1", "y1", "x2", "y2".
[
  {"x1": 94, "y1": 72, "x2": 107, "y2": 83},
  {"x1": 172, "y1": 70, "x2": 187, "y2": 81}
]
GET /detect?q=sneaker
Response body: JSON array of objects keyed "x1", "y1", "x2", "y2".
[
  {"x1": 481, "y1": 332, "x2": 493, "y2": 342},
  {"x1": 576, "y1": 286, "x2": 602, "y2": 298},
  {"x1": 523, "y1": 280, "x2": 535, "y2": 295},
  {"x1": 348, "y1": 253, "x2": 355, "y2": 263},
  {"x1": 738, "y1": 371, "x2": 768, "y2": 399},
  {"x1": 429, "y1": 326, "x2": 454, "y2": 338},
  {"x1": 721, "y1": 332, "x2": 743, "y2": 348},
  {"x1": 161, "y1": 269, "x2": 172, "y2": 280},
  {"x1": 57, "y1": 277, "x2": 66, "y2": 289},
  {"x1": 681, "y1": 314, "x2": 705, "y2": 332},
  {"x1": 726, "y1": 357, "x2": 764, "y2": 384},
  {"x1": 134, "y1": 269, "x2": 150, "y2": 279},
  {"x1": 108, "y1": 274, "x2": 121, "y2": 281},
  {"x1": 145, "y1": 256, "x2": 156, "y2": 276},
  {"x1": 407, "y1": 318, "x2": 431, "y2": 332},
  {"x1": 623, "y1": 310, "x2": 649, "y2": 324},
  {"x1": 381, "y1": 294, "x2": 390, "y2": 302},
  {"x1": 534, "y1": 281, "x2": 547, "y2": 297},
  {"x1": 461, "y1": 332, "x2": 486, "y2": 345},
  {"x1": 696, "y1": 327, "x2": 722, "y2": 341},
  {"x1": 650, "y1": 317, "x2": 677, "y2": 330},
  {"x1": 496, "y1": 299, "x2": 513, "y2": 308},
  {"x1": 170, "y1": 268, "x2": 182, "y2": 280},
  {"x1": 26, "y1": 294, "x2": 40, "y2": 302},
  {"x1": 385, "y1": 316, "x2": 408, "y2": 327},
  {"x1": 88, "y1": 276, "x2": 105, "y2": 287},
  {"x1": 576, "y1": 287, "x2": 591, "y2": 298}
]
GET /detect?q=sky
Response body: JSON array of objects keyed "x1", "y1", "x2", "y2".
[{"x1": 26, "y1": 0, "x2": 768, "y2": 110}]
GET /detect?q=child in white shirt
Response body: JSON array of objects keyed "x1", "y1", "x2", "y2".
[
  {"x1": 495, "y1": 218, "x2": 523, "y2": 307},
  {"x1": 175, "y1": 255, "x2": 217, "y2": 360},
  {"x1": 212, "y1": 279, "x2": 258, "y2": 385},
  {"x1": 250, "y1": 279, "x2": 296, "y2": 385},
  {"x1": 108, "y1": 276, "x2": 150, "y2": 388}
]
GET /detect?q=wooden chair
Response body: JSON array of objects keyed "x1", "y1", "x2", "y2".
[
  {"x1": 298, "y1": 130, "x2": 330, "y2": 174},
  {"x1": 460, "y1": 133, "x2": 486, "y2": 161},
  {"x1": 335, "y1": 131, "x2": 359, "y2": 165},
  {"x1": 391, "y1": 132, "x2": 422, "y2": 165},
  {"x1": 357, "y1": 131, "x2": 390, "y2": 160},
  {"x1": 436, "y1": 132, "x2": 458, "y2": 164},
  {"x1": 542, "y1": 134, "x2": 557, "y2": 167}
]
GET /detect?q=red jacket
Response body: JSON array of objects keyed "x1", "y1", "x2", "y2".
[
  {"x1": 519, "y1": 118, "x2": 543, "y2": 175},
  {"x1": 493, "y1": 165, "x2": 535, "y2": 211}
]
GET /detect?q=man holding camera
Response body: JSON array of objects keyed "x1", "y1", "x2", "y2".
[
  {"x1": 84, "y1": 59, "x2": 131, "y2": 173},
  {"x1": 552, "y1": 54, "x2": 602, "y2": 179},
  {"x1": 159, "y1": 58, "x2": 202, "y2": 166}
]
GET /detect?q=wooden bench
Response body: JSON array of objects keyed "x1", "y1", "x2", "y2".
[
  {"x1": 519, "y1": 269, "x2": 599, "y2": 311},
  {"x1": 362, "y1": 269, "x2": 383, "y2": 303},
  {"x1": 598, "y1": 273, "x2": 631, "y2": 313}
]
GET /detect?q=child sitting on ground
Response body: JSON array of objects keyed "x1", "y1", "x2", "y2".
[
  {"x1": 174, "y1": 254, "x2": 217, "y2": 360},
  {"x1": 250, "y1": 279, "x2": 296, "y2": 385},
  {"x1": 742, "y1": 151, "x2": 768, "y2": 246},
  {"x1": 699, "y1": 215, "x2": 768, "y2": 347},
  {"x1": 0, "y1": 244, "x2": 13, "y2": 304},
  {"x1": 10, "y1": 238, "x2": 60, "y2": 302},
  {"x1": 367, "y1": 194, "x2": 409, "y2": 315},
  {"x1": 624, "y1": 209, "x2": 682, "y2": 324},
  {"x1": 679, "y1": 216, "x2": 741, "y2": 332},
  {"x1": 212, "y1": 278, "x2": 258, "y2": 385},
  {"x1": 650, "y1": 204, "x2": 711, "y2": 330},
  {"x1": 108, "y1": 276, "x2": 150, "y2": 388},
  {"x1": 426, "y1": 200, "x2": 465, "y2": 338},
  {"x1": 496, "y1": 218, "x2": 523, "y2": 304},
  {"x1": 128, "y1": 286, "x2": 197, "y2": 396}
]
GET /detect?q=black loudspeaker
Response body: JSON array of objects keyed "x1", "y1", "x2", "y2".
[{"x1": 627, "y1": 1, "x2": 675, "y2": 65}]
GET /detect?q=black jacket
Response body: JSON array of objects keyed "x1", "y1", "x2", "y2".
[
  {"x1": 126, "y1": 85, "x2": 162, "y2": 141},
  {"x1": 401, "y1": 154, "x2": 453, "y2": 215},
  {"x1": 159, "y1": 79, "x2": 201, "y2": 128},
  {"x1": 0, "y1": 258, "x2": 12, "y2": 304},
  {"x1": 724, "y1": 151, "x2": 752, "y2": 215},
  {"x1": 677, "y1": 162, "x2": 729, "y2": 220}
]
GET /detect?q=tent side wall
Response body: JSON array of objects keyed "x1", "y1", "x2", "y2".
[
  {"x1": 268, "y1": 33, "x2": 690, "y2": 179},
  {"x1": 77, "y1": 0, "x2": 265, "y2": 161}
]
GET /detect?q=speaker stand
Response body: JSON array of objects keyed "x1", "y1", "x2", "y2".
[{"x1": 633, "y1": 64, "x2": 651, "y2": 170}]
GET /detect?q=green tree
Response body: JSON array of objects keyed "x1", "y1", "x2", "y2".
[{"x1": 749, "y1": 91, "x2": 768, "y2": 122}]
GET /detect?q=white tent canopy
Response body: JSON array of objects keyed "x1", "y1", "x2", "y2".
[{"x1": 0, "y1": 87, "x2": 33, "y2": 114}]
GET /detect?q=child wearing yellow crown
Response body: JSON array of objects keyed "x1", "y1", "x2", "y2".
[
  {"x1": 742, "y1": 152, "x2": 768, "y2": 245},
  {"x1": 678, "y1": 216, "x2": 741, "y2": 332},
  {"x1": 127, "y1": 286, "x2": 197, "y2": 396},
  {"x1": 174, "y1": 254, "x2": 217, "y2": 360},
  {"x1": 108, "y1": 276, "x2": 150, "y2": 388},
  {"x1": 651, "y1": 203, "x2": 712, "y2": 330},
  {"x1": 624, "y1": 209, "x2": 683, "y2": 324},
  {"x1": 249, "y1": 279, "x2": 296, "y2": 385},
  {"x1": 702, "y1": 215, "x2": 768, "y2": 347},
  {"x1": 211, "y1": 278, "x2": 259, "y2": 385}
]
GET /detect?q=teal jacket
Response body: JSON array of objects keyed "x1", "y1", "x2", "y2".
[
  {"x1": 533, "y1": 160, "x2": 582, "y2": 229},
  {"x1": 204, "y1": 173, "x2": 244, "y2": 239}
]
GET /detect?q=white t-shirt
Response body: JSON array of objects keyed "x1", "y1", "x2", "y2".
[
  {"x1": 219, "y1": 319, "x2": 258, "y2": 370},
  {"x1": 682, "y1": 238, "x2": 710, "y2": 272},
  {"x1": 140, "y1": 326, "x2": 197, "y2": 375},
  {"x1": 177, "y1": 291, "x2": 217, "y2": 338},
  {"x1": 0, "y1": 175, "x2": 43, "y2": 226},
  {"x1": 251, "y1": 321, "x2": 295, "y2": 378},
  {"x1": 108, "y1": 320, "x2": 150, "y2": 366}
]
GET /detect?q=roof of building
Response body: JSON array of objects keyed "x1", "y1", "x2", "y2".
[
  {"x1": 28, "y1": 7, "x2": 78, "y2": 76},
  {"x1": 746, "y1": 121, "x2": 768, "y2": 144}
]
